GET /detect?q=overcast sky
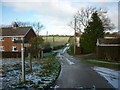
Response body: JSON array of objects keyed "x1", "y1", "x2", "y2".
[{"x1": 1, "y1": 0, "x2": 119, "y2": 35}]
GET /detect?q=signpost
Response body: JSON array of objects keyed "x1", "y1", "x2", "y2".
[{"x1": 14, "y1": 38, "x2": 28, "y2": 82}]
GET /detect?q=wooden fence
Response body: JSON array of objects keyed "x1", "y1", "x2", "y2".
[{"x1": 96, "y1": 46, "x2": 120, "y2": 61}]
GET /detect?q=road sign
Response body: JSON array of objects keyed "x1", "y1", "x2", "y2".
[{"x1": 14, "y1": 40, "x2": 28, "y2": 43}]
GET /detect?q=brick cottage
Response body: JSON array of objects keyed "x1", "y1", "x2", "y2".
[{"x1": 0, "y1": 22, "x2": 36, "y2": 58}]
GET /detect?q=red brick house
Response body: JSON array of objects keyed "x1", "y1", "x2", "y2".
[{"x1": 0, "y1": 22, "x2": 36, "y2": 58}]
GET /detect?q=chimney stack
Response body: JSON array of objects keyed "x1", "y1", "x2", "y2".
[{"x1": 12, "y1": 22, "x2": 18, "y2": 29}]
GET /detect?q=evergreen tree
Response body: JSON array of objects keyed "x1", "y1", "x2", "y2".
[{"x1": 80, "y1": 12, "x2": 104, "y2": 53}]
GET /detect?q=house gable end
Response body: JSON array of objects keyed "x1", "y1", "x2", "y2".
[{"x1": 24, "y1": 28, "x2": 36, "y2": 41}]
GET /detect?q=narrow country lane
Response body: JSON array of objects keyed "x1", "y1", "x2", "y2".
[{"x1": 53, "y1": 51, "x2": 114, "y2": 89}]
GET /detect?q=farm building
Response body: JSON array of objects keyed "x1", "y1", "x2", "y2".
[
  {"x1": 0, "y1": 22, "x2": 36, "y2": 58},
  {"x1": 96, "y1": 32, "x2": 120, "y2": 61}
]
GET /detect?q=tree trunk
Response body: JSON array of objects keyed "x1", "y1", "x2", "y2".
[{"x1": 38, "y1": 51, "x2": 40, "y2": 59}]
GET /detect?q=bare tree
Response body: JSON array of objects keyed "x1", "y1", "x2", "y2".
[
  {"x1": 69, "y1": 7, "x2": 94, "y2": 33},
  {"x1": 16, "y1": 21, "x2": 45, "y2": 35},
  {"x1": 69, "y1": 7, "x2": 115, "y2": 33},
  {"x1": 97, "y1": 9, "x2": 115, "y2": 30},
  {"x1": 33, "y1": 22, "x2": 44, "y2": 36},
  {"x1": 15, "y1": 21, "x2": 30, "y2": 27}
]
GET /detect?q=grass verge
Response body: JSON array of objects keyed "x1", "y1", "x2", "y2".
[{"x1": 83, "y1": 59, "x2": 120, "y2": 70}]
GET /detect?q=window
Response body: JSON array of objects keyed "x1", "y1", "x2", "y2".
[
  {"x1": 0, "y1": 37, "x2": 4, "y2": 41},
  {"x1": 0, "y1": 46, "x2": 4, "y2": 51},
  {"x1": 12, "y1": 37, "x2": 18, "y2": 41},
  {"x1": 12, "y1": 46, "x2": 18, "y2": 51}
]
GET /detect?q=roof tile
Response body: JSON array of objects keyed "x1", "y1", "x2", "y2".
[{"x1": 0, "y1": 26, "x2": 32, "y2": 36}]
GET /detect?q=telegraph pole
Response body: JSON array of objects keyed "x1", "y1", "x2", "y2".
[{"x1": 74, "y1": 17, "x2": 77, "y2": 55}]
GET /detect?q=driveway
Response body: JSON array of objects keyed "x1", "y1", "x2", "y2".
[{"x1": 54, "y1": 51, "x2": 114, "y2": 89}]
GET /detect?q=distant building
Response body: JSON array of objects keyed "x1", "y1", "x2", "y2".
[
  {"x1": 0, "y1": 22, "x2": 36, "y2": 58},
  {"x1": 75, "y1": 32, "x2": 81, "y2": 47},
  {"x1": 104, "y1": 32, "x2": 120, "y2": 39},
  {"x1": 97, "y1": 32, "x2": 120, "y2": 46}
]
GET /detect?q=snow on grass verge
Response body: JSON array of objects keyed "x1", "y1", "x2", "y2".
[
  {"x1": 2, "y1": 56, "x2": 60, "y2": 89},
  {"x1": 84, "y1": 59, "x2": 120, "y2": 70},
  {"x1": 63, "y1": 46, "x2": 70, "y2": 53},
  {"x1": 89, "y1": 60, "x2": 120, "y2": 65},
  {"x1": 93, "y1": 66, "x2": 120, "y2": 88},
  {"x1": 66, "y1": 58, "x2": 75, "y2": 65}
]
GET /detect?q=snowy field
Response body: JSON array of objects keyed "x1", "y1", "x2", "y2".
[
  {"x1": 0, "y1": 58, "x2": 21, "y2": 89},
  {"x1": 1, "y1": 57, "x2": 60, "y2": 89},
  {"x1": 93, "y1": 66, "x2": 120, "y2": 89}
]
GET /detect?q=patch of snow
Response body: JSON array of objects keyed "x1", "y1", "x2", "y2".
[
  {"x1": 66, "y1": 58, "x2": 75, "y2": 65},
  {"x1": 61, "y1": 62, "x2": 63, "y2": 65},
  {"x1": 53, "y1": 49, "x2": 63, "y2": 53},
  {"x1": 93, "y1": 66, "x2": 119, "y2": 88},
  {"x1": 66, "y1": 43, "x2": 70, "y2": 46},
  {"x1": 54, "y1": 85, "x2": 60, "y2": 88},
  {"x1": 63, "y1": 46, "x2": 70, "y2": 53},
  {"x1": 1, "y1": 58, "x2": 21, "y2": 65}
]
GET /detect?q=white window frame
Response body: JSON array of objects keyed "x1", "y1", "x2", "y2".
[
  {"x1": 12, "y1": 37, "x2": 18, "y2": 41},
  {"x1": 0, "y1": 37, "x2": 4, "y2": 41},
  {"x1": 0, "y1": 46, "x2": 4, "y2": 51},
  {"x1": 12, "y1": 46, "x2": 18, "y2": 51}
]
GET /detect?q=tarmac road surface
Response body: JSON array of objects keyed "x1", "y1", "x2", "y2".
[{"x1": 53, "y1": 51, "x2": 114, "y2": 89}]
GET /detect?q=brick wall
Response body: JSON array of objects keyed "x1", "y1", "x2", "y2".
[{"x1": 1, "y1": 37, "x2": 22, "y2": 52}]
